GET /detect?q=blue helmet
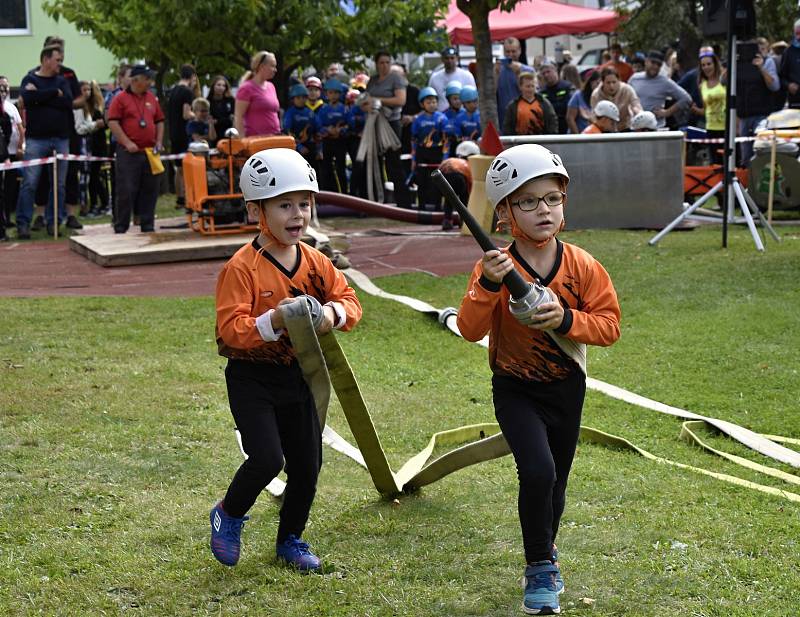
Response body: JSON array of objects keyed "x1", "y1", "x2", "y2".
[
  {"x1": 445, "y1": 80, "x2": 463, "y2": 98},
  {"x1": 289, "y1": 83, "x2": 309, "y2": 98},
  {"x1": 460, "y1": 85, "x2": 478, "y2": 103},
  {"x1": 418, "y1": 86, "x2": 438, "y2": 103},
  {"x1": 324, "y1": 78, "x2": 344, "y2": 93}
]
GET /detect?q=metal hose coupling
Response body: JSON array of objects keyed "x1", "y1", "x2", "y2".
[
  {"x1": 508, "y1": 281, "x2": 551, "y2": 326},
  {"x1": 438, "y1": 307, "x2": 459, "y2": 326},
  {"x1": 300, "y1": 295, "x2": 326, "y2": 330}
]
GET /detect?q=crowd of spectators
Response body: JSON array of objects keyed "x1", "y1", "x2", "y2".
[{"x1": 3, "y1": 22, "x2": 800, "y2": 240}]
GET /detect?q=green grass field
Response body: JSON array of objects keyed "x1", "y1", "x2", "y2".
[{"x1": 2, "y1": 223, "x2": 799, "y2": 616}]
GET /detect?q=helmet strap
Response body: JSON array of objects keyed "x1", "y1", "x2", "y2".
[{"x1": 254, "y1": 200, "x2": 292, "y2": 250}]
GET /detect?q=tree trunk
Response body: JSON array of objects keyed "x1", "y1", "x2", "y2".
[{"x1": 458, "y1": 0, "x2": 499, "y2": 132}]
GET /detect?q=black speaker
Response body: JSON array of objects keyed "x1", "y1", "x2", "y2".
[{"x1": 703, "y1": 0, "x2": 756, "y2": 38}]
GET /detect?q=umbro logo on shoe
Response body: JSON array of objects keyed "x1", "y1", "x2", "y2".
[{"x1": 213, "y1": 510, "x2": 221, "y2": 532}]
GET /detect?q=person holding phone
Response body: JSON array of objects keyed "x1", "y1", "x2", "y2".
[{"x1": 496, "y1": 37, "x2": 534, "y2": 131}]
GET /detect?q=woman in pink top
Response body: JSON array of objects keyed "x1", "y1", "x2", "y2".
[{"x1": 234, "y1": 50, "x2": 280, "y2": 137}]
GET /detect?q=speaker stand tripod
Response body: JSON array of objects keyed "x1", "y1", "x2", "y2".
[{"x1": 648, "y1": 175, "x2": 779, "y2": 250}]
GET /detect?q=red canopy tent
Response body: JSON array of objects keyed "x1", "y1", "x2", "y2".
[{"x1": 444, "y1": 0, "x2": 621, "y2": 44}]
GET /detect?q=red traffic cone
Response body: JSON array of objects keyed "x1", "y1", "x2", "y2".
[{"x1": 480, "y1": 121, "x2": 504, "y2": 156}]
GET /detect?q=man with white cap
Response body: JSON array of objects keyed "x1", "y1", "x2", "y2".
[
  {"x1": 582, "y1": 100, "x2": 619, "y2": 134},
  {"x1": 428, "y1": 46, "x2": 476, "y2": 112}
]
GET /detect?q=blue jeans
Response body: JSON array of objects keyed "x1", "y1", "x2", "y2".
[
  {"x1": 15, "y1": 137, "x2": 69, "y2": 227},
  {"x1": 738, "y1": 115, "x2": 766, "y2": 168}
]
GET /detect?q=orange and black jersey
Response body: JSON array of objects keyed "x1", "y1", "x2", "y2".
[
  {"x1": 216, "y1": 238, "x2": 362, "y2": 364},
  {"x1": 457, "y1": 239, "x2": 620, "y2": 382}
]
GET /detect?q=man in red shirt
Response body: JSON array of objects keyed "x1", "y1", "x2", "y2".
[
  {"x1": 107, "y1": 64, "x2": 164, "y2": 233},
  {"x1": 599, "y1": 43, "x2": 634, "y2": 83}
]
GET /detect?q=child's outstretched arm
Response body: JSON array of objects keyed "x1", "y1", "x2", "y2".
[{"x1": 456, "y1": 251, "x2": 510, "y2": 342}]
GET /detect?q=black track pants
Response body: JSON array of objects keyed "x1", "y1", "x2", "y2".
[
  {"x1": 492, "y1": 369, "x2": 585, "y2": 563},
  {"x1": 222, "y1": 359, "x2": 322, "y2": 543}
]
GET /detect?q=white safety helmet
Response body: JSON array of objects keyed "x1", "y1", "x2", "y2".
[
  {"x1": 630, "y1": 110, "x2": 658, "y2": 131},
  {"x1": 455, "y1": 140, "x2": 480, "y2": 158},
  {"x1": 239, "y1": 148, "x2": 318, "y2": 202},
  {"x1": 594, "y1": 100, "x2": 620, "y2": 122},
  {"x1": 485, "y1": 144, "x2": 569, "y2": 208}
]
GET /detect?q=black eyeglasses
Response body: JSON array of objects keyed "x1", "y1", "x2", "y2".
[{"x1": 510, "y1": 191, "x2": 565, "y2": 211}]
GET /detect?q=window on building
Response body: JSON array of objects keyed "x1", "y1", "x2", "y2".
[{"x1": 0, "y1": 0, "x2": 31, "y2": 35}]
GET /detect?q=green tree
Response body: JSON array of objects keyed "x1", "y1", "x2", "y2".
[
  {"x1": 614, "y1": 0, "x2": 799, "y2": 71},
  {"x1": 455, "y1": 0, "x2": 522, "y2": 132},
  {"x1": 44, "y1": 0, "x2": 449, "y2": 102}
]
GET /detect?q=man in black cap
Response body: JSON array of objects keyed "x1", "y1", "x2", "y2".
[
  {"x1": 106, "y1": 65, "x2": 165, "y2": 234},
  {"x1": 629, "y1": 50, "x2": 691, "y2": 129},
  {"x1": 428, "y1": 46, "x2": 475, "y2": 112}
]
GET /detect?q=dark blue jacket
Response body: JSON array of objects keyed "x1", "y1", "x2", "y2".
[
  {"x1": 346, "y1": 106, "x2": 366, "y2": 137},
  {"x1": 282, "y1": 105, "x2": 317, "y2": 154},
  {"x1": 411, "y1": 110, "x2": 448, "y2": 152},
  {"x1": 454, "y1": 109, "x2": 481, "y2": 142},
  {"x1": 20, "y1": 72, "x2": 73, "y2": 139},
  {"x1": 779, "y1": 46, "x2": 800, "y2": 108},
  {"x1": 315, "y1": 102, "x2": 347, "y2": 140}
]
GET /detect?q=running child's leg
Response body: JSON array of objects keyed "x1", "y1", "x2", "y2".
[
  {"x1": 273, "y1": 376, "x2": 323, "y2": 571},
  {"x1": 274, "y1": 380, "x2": 322, "y2": 542},
  {"x1": 222, "y1": 361, "x2": 286, "y2": 518},
  {"x1": 492, "y1": 375, "x2": 557, "y2": 564}
]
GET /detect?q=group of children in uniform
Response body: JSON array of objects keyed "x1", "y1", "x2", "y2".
[
  {"x1": 282, "y1": 76, "x2": 363, "y2": 195},
  {"x1": 209, "y1": 143, "x2": 620, "y2": 616},
  {"x1": 411, "y1": 80, "x2": 482, "y2": 218}
]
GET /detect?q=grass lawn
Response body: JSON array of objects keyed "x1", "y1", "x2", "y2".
[{"x1": 1, "y1": 223, "x2": 799, "y2": 616}]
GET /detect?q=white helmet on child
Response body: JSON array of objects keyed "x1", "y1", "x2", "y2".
[
  {"x1": 485, "y1": 144, "x2": 569, "y2": 208},
  {"x1": 455, "y1": 140, "x2": 480, "y2": 157},
  {"x1": 630, "y1": 110, "x2": 658, "y2": 131},
  {"x1": 594, "y1": 100, "x2": 620, "y2": 122},
  {"x1": 240, "y1": 148, "x2": 318, "y2": 202}
]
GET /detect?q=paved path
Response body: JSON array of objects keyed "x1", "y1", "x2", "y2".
[{"x1": 0, "y1": 224, "x2": 481, "y2": 297}]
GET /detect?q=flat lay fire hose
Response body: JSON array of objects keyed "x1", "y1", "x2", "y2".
[
  {"x1": 245, "y1": 172, "x2": 799, "y2": 502},
  {"x1": 250, "y1": 273, "x2": 800, "y2": 504}
]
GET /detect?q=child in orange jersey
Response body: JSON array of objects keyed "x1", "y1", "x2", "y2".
[
  {"x1": 210, "y1": 148, "x2": 362, "y2": 571},
  {"x1": 456, "y1": 144, "x2": 620, "y2": 615}
]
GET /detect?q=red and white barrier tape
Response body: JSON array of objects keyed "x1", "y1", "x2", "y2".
[
  {"x1": 685, "y1": 135, "x2": 800, "y2": 144},
  {"x1": 0, "y1": 150, "x2": 191, "y2": 170},
  {"x1": 0, "y1": 156, "x2": 56, "y2": 170}
]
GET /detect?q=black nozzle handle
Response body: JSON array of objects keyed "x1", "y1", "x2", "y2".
[{"x1": 431, "y1": 170, "x2": 531, "y2": 300}]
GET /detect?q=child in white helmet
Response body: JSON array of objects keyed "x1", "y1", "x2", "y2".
[
  {"x1": 210, "y1": 148, "x2": 362, "y2": 572},
  {"x1": 457, "y1": 144, "x2": 621, "y2": 615}
]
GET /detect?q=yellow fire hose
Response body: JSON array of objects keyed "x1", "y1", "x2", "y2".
[{"x1": 259, "y1": 270, "x2": 799, "y2": 504}]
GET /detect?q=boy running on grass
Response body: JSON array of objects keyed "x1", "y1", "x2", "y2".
[
  {"x1": 211, "y1": 148, "x2": 362, "y2": 572},
  {"x1": 457, "y1": 144, "x2": 621, "y2": 614}
]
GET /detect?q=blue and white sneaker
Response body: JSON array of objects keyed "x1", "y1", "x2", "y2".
[
  {"x1": 210, "y1": 502, "x2": 249, "y2": 566},
  {"x1": 522, "y1": 560, "x2": 561, "y2": 615},
  {"x1": 551, "y1": 544, "x2": 564, "y2": 594},
  {"x1": 276, "y1": 534, "x2": 321, "y2": 572}
]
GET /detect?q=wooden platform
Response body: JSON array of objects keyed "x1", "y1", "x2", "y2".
[
  {"x1": 69, "y1": 226, "x2": 252, "y2": 267},
  {"x1": 68, "y1": 218, "x2": 336, "y2": 267}
]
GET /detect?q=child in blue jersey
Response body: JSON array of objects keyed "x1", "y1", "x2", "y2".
[
  {"x1": 411, "y1": 87, "x2": 449, "y2": 210},
  {"x1": 186, "y1": 98, "x2": 217, "y2": 145},
  {"x1": 443, "y1": 80, "x2": 463, "y2": 158},
  {"x1": 316, "y1": 79, "x2": 348, "y2": 193},
  {"x1": 304, "y1": 77, "x2": 323, "y2": 114},
  {"x1": 282, "y1": 84, "x2": 318, "y2": 168},
  {"x1": 454, "y1": 85, "x2": 482, "y2": 143},
  {"x1": 345, "y1": 89, "x2": 367, "y2": 198}
]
